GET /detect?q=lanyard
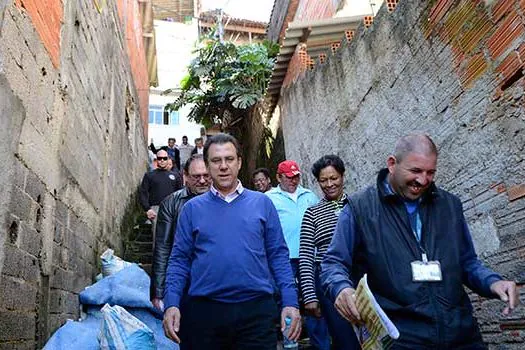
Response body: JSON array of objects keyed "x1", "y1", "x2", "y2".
[
  {"x1": 408, "y1": 210, "x2": 422, "y2": 242},
  {"x1": 408, "y1": 209, "x2": 427, "y2": 261}
]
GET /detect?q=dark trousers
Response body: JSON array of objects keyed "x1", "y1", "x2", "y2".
[
  {"x1": 184, "y1": 295, "x2": 277, "y2": 350},
  {"x1": 315, "y1": 268, "x2": 360, "y2": 349}
]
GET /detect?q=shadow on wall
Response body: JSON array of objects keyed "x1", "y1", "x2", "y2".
[{"x1": 265, "y1": 123, "x2": 286, "y2": 185}]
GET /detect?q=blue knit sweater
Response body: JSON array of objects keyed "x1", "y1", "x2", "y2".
[{"x1": 164, "y1": 189, "x2": 298, "y2": 309}]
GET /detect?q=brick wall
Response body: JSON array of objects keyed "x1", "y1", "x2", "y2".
[
  {"x1": 14, "y1": 0, "x2": 62, "y2": 68},
  {"x1": 293, "y1": 0, "x2": 341, "y2": 21},
  {"x1": 117, "y1": 0, "x2": 150, "y2": 134},
  {"x1": 278, "y1": 0, "x2": 525, "y2": 347},
  {"x1": 0, "y1": 0, "x2": 148, "y2": 347},
  {"x1": 279, "y1": 0, "x2": 345, "y2": 86}
]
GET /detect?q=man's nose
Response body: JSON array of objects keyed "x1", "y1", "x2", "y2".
[{"x1": 416, "y1": 174, "x2": 430, "y2": 186}]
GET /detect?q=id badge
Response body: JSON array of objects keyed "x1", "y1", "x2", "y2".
[{"x1": 411, "y1": 260, "x2": 442, "y2": 282}]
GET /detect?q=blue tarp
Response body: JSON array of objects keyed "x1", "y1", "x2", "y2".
[{"x1": 44, "y1": 264, "x2": 177, "y2": 349}]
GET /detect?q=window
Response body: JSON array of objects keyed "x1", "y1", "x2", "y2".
[
  {"x1": 149, "y1": 105, "x2": 164, "y2": 124},
  {"x1": 148, "y1": 105, "x2": 180, "y2": 125},
  {"x1": 169, "y1": 111, "x2": 179, "y2": 125}
]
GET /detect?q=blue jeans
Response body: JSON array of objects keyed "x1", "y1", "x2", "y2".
[
  {"x1": 315, "y1": 268, "x2": 360, "y2": 349},
  {"x1": 290, "y1": 259, "x2": 331, "y2": 350}
]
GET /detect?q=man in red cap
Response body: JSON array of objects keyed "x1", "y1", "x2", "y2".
[{"x1": 266, "y1": 160, "x2": 330, "y2": 350}]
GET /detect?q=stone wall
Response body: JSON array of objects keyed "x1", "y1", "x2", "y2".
[
  {"x1": 278, "y1": 0, "x2": 525, "y2": 347},
  {"x1": 0, "y1": 1, "x2": 148, "y2": 348}
]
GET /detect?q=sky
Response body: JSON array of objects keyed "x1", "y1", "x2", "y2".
[{"x1": 201, "y1": 0, "x2": 275, "y2": 22}]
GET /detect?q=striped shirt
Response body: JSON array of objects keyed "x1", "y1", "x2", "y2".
[{"x1": 299, "y1": 194, "x2": 347, "y2": 304}]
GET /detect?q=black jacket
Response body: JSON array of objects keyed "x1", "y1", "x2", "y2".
[
  {"x1": 152, "y1": 187, "x2": 197, "y2": 299},
  {"x1": 322, "y1": 169, "x2": 501, "y2": 349},
  {"x1": 138, "y1": 168, "x2": 182, "y2": 210}
]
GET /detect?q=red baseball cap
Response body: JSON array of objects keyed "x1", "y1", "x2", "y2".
[{"x1": 277, "y1": 160, "x2": 301, "y2": 177}]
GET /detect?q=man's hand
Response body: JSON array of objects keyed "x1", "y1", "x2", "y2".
[
  {"x1": 490, "y1": 280, "x2": 520, "y2": 315},
  {"x1": 304, "y1": 301, "x2": 322, "y2": 318},
  {"x1": 281, "y1": 306, "x2": 301, "y2": 341},
  {"x1": 163, "y1": 306, "x2": 181, "y2": 343},
  {"x1": 152, "y1": 297, "x2": 164, "y2": 311},
  {"x1": 335, "y1": 287, "x2": 361, "y2": 324},
  {"x1": 146, "y1": 209, "x2": 157, "y2": 220}
]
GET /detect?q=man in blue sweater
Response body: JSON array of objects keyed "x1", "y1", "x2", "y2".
[{"x1": 163, "y1": 133, "x2": 301, "y2": 349}]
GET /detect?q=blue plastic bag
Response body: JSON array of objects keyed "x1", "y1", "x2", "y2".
[{"x1": 99, "y1": 304, "x2": 156, "y2": 350}]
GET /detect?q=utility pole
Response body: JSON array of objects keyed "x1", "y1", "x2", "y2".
[{"x1": 216, "y1": 8, "x2": 224, "y2": 42}]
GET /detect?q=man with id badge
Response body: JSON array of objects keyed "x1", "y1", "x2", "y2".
[{"x1": 321, "y1": 134, "x2": 519, "y2": 349}]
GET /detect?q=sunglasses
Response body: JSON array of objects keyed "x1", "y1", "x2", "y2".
[{"x1": 157, "y1": 157, "x2": 169, "y2": 161}]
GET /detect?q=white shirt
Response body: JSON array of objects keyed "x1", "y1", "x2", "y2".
[{"x1": 210, "y1": 181, "x2": 244, "y2": 203}]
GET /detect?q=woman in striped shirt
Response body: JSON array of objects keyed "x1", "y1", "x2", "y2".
[{"x1": 299, "y1": 155, "x2": 360, "y2": 349}]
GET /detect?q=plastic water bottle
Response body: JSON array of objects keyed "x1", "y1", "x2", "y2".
[{"x1": 282, "y1": 316, "x2": 298, "y2": 349}]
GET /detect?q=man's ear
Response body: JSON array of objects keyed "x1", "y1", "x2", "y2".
[{"x1": 387, "y1": 156, "x2": 397, "y2": 174}]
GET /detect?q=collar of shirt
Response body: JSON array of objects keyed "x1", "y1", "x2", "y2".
[
  {"x1": 210, "y1": 180, "x2": 244, "y2": 203},
  {"x1": 273, "y1": 185, "x2": 309, "y2": 199},
  {"x1": 321, "y1": 193, "x2": 347, "y2": 205},
  {"x1": 382, "y1": 177, "x2": 420, "y2": 213}
]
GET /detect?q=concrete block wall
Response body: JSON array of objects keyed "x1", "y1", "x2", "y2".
[
  {"x1": 278, "y1": 0, "x2": 525, "y2": 347},
  {"x1": 0, "y1": 0, "x2": 148, "y2": 348}
]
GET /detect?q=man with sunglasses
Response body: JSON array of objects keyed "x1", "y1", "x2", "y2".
[{"x1": 139, "y1": 149, "x2": 182, "y2": 247}]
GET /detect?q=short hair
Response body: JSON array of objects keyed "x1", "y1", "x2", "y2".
[
  {"x1": 252, "y1": 168, "x2": 270, "y2": 179},
  {"x1": 182, "y1": 135, "x2": 188, "y2": 140},
  {"x1": 195, "y1": 137, "x2": 203, "y2": 143},
  {"x1": 156, "y1": 149, "x2": 168, "y2": 156},
  {"x1": 168, "y1": 138, "x2": 176, "y2": 142},
  {"x1": 394, "y1": 133, "x2": 438, "y2": 162},
  {"x1": 183, "y1": 154, "x2": 204, "y2": 174},
  {"x1": 203, "y1": 133, "x2": 241, "y2": 162},
  {"x1": 311, "y1": 155, "x2": 345, "y2": 180}
]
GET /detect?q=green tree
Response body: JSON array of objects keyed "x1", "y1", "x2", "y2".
[{"x1": 166, "y1": 36, "x2": 278, "y2": 130}]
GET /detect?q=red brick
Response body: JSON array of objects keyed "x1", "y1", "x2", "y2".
[
  {"x1": 495, "y1": 183, "x2": 507, "y2": 193},
  {"x1": 15, "y1": 0, "x2": 63, "y2": 68},
  {"x1": 495, "y1": 51, "x2": 522, "y2": 86},
  {"x1": 487, "y1": 11, "x2": 525, "y2": 59},
  {"x1": 443, "y1": 0, "x2": 477, "y2": 40},
  {"x1": 428, "y1": 0, "x2": 455, "y2": 26},
  {"x1": 116, "y1": 0, "x2": 149, "y2": 132},
  {"x1": 492, "y1": 0, "x2": 515, "y2": 23},
  {"x1": 364, "y1": 16, "x2": 374, "y2": 29},
  {"x1": 386, "y1": 0, "x2": 399, "y2": 13},
  {"x1": 507, "y1": 184, "x2": 525, "y2": 201},
  {"x1": 455, "y1": 13, "x2": 492, "y2": 55},
  {"x1": 294, "y1": 0, "x2": 337, "y2": 21},
  {"x1": 460, "y1": 53, "x2": 488, "y2": 88}
]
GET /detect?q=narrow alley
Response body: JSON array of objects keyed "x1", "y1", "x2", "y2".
[{"x1": 0, "y1": 0, "x2": 524, "y2": 349}]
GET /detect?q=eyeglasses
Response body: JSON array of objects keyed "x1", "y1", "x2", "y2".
[
  {"x1": 157, "y1": 157, "x2": 168, "y2": 161},
  {"x1": 189, "y1": 174, "x2": 210, "y2": 181}
]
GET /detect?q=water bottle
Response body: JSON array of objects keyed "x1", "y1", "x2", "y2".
[{"x1": 282, "y1": 316, "x2": 298, "y2": 349}]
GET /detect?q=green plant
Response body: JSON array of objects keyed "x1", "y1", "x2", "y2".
[{"x1": 166, "y1": 34, "x2": 278, "y2": 129}]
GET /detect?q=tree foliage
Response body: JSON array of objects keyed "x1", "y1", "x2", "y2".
[{"x1": 166, "y1": 35, "x2": 278, "y2": 129}]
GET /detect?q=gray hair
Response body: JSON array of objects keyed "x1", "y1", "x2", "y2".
[{"x1": 394, "y1": 133, "x2": 438, "y2": 162}]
